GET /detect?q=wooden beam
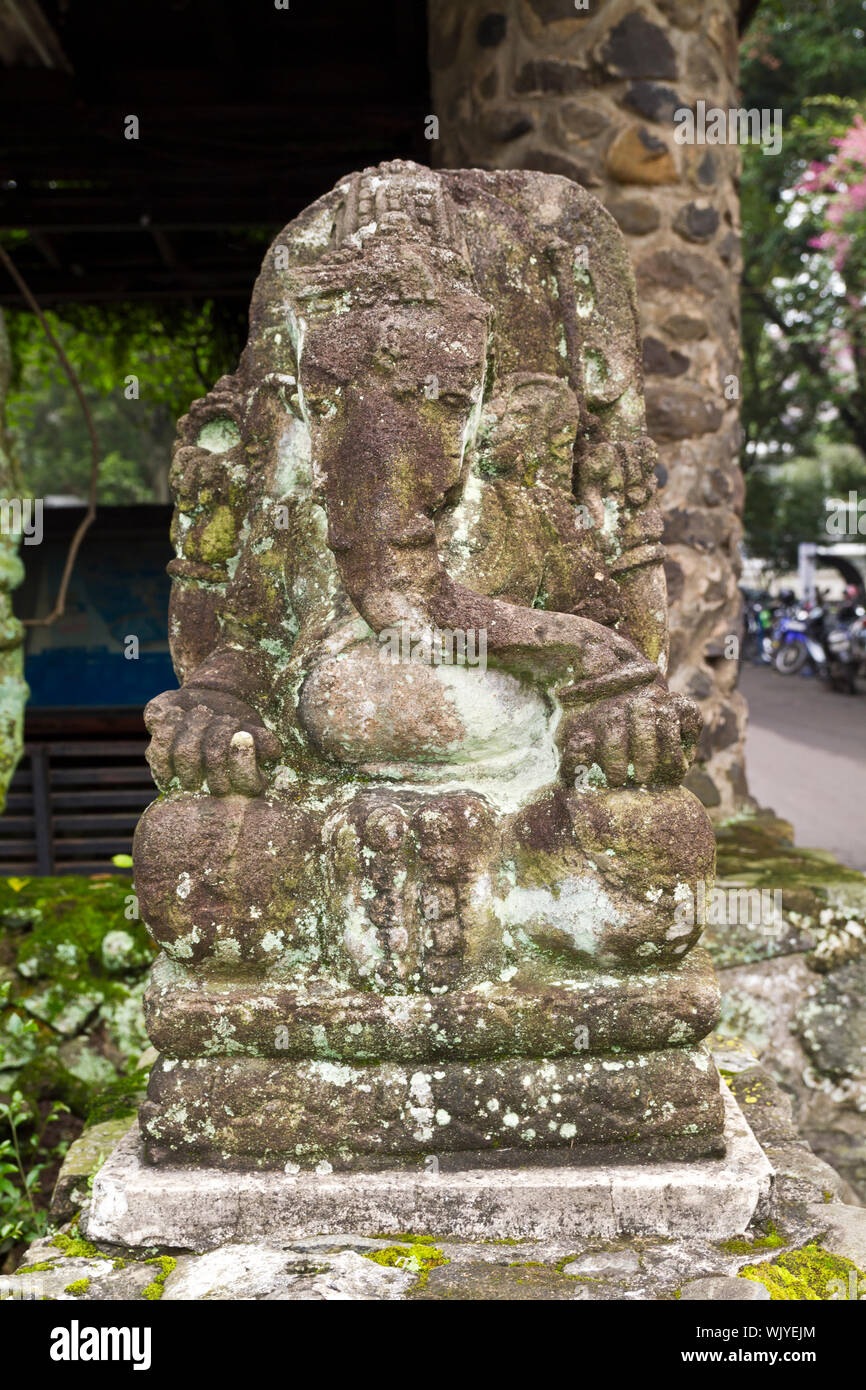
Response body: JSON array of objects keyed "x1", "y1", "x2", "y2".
[{"x1": 0, "y1": 0, "x2": 72, "y2": 71}]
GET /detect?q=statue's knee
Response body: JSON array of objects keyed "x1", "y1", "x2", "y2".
[
  {"x1": 501, "y1": 786, "x2": 715, "y2": 967},
  {"x1": 134, "y1": 793, "x2": 319, "y2": 967}
]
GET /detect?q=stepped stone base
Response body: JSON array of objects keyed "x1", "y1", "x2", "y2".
[
  {"x1": 144, "y1": 948, "x2": 722, "y2": 1061},
  {"x1": 85, "y1": 1081, "x2": 772, "y2": 1251},
  {"x1": 140, "y1": 1044, "x2": 726, "y2": 1170}
]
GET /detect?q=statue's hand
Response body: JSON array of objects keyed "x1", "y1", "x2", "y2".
[
  {"x1": 144, "y1": 688, "x2": 281, "y2": 796},
  {"x1": 558, "y1": 683, "x2": 702, "y2": 789}
]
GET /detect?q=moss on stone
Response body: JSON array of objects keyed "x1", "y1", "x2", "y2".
[
  {"x1": 51, "y1": 1230, "x2": 100, "y2": 1260},
  {"x1": 739, "y1": 1243, "x2": 864, "y2": 1300},
  {"x1": 63, "y1": 1277, "x2": 90, "y2": 1295},
  {"x1": 196, "y1": 506, "x2": 238, "y2": 564},
  {"x1": 2, "y1": 875, "x2": 154, "y2": 1065},
  {"x1": 720, "y1": 1220, "x2": 786, "y2": 1256},
  {"x1": 372, "y1": 1231, "x2": 435, "y2": 1244},
  {"x1": 364, "y1": 1241, "x2": 448, "y2": 1287},
  {"x1": 715, "y1": 816, "x2": 864, "y2": 891},
  {"x1": 84, "y1": 1068, "x2": 150, "y2": 1126},
  {"x1": 141, "y1": 1255, "x2": 177, "y2": 1301}
]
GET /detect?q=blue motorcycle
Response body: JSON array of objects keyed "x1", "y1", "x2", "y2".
[{"x1": 772, "y1": 605, "x2": 827, "y2": 677}]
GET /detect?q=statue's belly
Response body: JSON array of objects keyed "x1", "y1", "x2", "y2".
[{"x1": 297, "y1": 639, "x2": 558, "y2": 812}]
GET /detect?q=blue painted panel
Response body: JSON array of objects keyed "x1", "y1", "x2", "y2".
[
  {"x1": 25, "y1": 649, "x2": 177, "y2": 708},
  {"x1": 23, "y1": 516, "x2": 177, "y2": 709}
]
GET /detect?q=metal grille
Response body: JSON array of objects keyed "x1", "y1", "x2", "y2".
[{"x1": 0, "y1": 740, "x2": 154, "y2": 875}]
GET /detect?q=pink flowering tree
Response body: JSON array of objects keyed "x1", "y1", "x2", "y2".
[{"x1": 792, "y1": 114, "x2": 866, "y2": 449}]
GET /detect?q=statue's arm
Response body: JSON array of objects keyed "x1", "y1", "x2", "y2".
[
  {"x1": 319, "y1": 382, "x2": 658, "y2": 704},
  {"x1": 549, "y1": 208, "x2": 669, "y2": 670},
  {"x1": 144, "y1": 383, "x2": 281, "y2": 796},
  {"x1": 146, "y1": 582, "x2": 281, "y2": 796},
  {"x1": 315, "y1": 367, "x2": 699, "y2": 788}
]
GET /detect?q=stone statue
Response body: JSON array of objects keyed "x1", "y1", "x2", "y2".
[{"x1": 135, "y1": 161, "x2": 724, "y2": 1170}]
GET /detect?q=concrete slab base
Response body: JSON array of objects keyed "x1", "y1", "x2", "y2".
[{"x1": 84, "y1": 1082, "x2": 773, "y2": 1251}]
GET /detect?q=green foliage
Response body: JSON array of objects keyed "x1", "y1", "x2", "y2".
[
  {"x1": 3, "y1": 298, "x2": 246, "y2": 504},
  {"x1": 0, "y1": 874, "x2": 155, "y2": 1259},
  {"x1": 739, "y1": 1242, "x2": 864, "y2": 1300},
  {"x1": 740, "y1": 3, "x2": 866, "y2": 465},
  {"x1": 0, "y1": 1069, "x2": 68, "y2": 1255},
  {"x1": 742, "y1": 443, "x2": 866, "y2": 566}
]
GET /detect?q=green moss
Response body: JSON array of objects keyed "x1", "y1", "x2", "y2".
[
  {"x1": 63, "y1": 1277, "x2": 90, "y2": 1295},
  {"x1": 196, "y1": 506, "x2": 238, "y2": 564},
  {"x1": 141, "y1": 1255, "x2": 176, "y2": 1301},
  {"x1": 51, "y1": 1230, "x2": 100, "y2": 1260},
  {"x1": 3, "y1": 876, "x2": 154, "y2": 1041},
  {"x1": 372, "y1": 1232, "x2": 435, "y2": 1244},
  {"x1": 720, "y1": 1220, "x2": 786, "y2": 1256},
  {"x1": 84, "y1": 1068, "x2": 150, "y2": 1126},
  {"x1": 364, "y1": 1242, "x2": 448, "y2": 1288},
  {"x1": 715, "y1": 816, "x2": 864, "y2": 890},
  {"x1": 15, "y1": 1259, "x2": 58, "y2": 1273},
  {"x1": 739, "y1": 1243, "x2": 864, "y2": 1300}
]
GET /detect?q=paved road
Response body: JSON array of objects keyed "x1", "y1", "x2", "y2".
[{"x1": 740, "y1": 663, "x2": 866, "y2": 871}]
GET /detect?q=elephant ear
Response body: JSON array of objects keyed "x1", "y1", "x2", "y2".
[{"x1": 475, "y1": 372, "x2": 581, "y2": 488}]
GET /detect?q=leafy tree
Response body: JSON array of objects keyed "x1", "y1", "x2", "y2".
[
  {"x1": 740, "y1": 0, "x2": 866, "y2": 464},
  {"x1": 743, "y1": 443, "x2": 866, "y2": 567},
  {"x1": 3, "y1": 299, "x2": 246, "y2": 504},
  {"x1": 793, "y1": 115, "x2": 866, "y2": 441}
]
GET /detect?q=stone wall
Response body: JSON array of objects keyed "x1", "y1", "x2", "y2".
[{"x1": 428, "y1": 0, "x2": 748, "y2": 816}]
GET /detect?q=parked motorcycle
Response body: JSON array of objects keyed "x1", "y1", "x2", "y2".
[
  {"x1": 772, "y1": 587, "x2": 866, "y2": 692},
  {"x1": 772, "y1": 604, "x2": 828, "y2": 676},
  {"x1": 741, "y1": 589, "x2": 777, "y2": 664},
  {"x1": 823, "y1": 602, "x2": 866, "y2": 693}
]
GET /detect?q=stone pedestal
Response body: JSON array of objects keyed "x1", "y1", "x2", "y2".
[{"x1": 85, "y1": 1081, "x2": 772, "y2": 1250}]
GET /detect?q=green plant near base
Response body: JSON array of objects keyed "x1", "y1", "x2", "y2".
[
  {"x1": 364, "y1": 1242, "x2": 449, "y2": 1288},
  {"x1": 0, "y1": 1063, "x2": 68, "y2": 1255},
  {"x1": 141, "y1": 1256, "x2": 176, "y2": 1301},
  {"x1": 739, "y1": 1243, "x2": 865, "y2": 1300},
  {"x1": 0, "y1": 875, "x2": 156, "y2": 1257}
]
